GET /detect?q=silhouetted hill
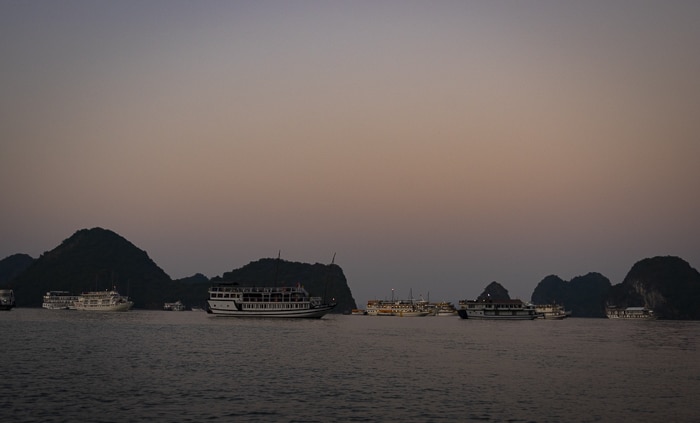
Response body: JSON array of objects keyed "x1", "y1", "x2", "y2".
[
  {"x1": 212, "y1": 258, "x2": 357, "y2": 313},
  {"x1": 531, "y1": 273, "x2": 611, "y2": 317},
  {"x1": 0, "y1": 253, "x2": 35, "y2": 285},
  {"x1": 6, "y1": 228, "x2": 357, "y2": 312},
  {"x1": 10, "y1": 228, "x2": 176, "y2": 308},
  {"x1": 608, "y1": 256, "x2": 700, "y2": 320},
  {"x1": 531, "y1": 275, "x2": 567, "y2": 304},
  {"x1": 476, "y1": 281, "x2": 511, "y2": 300},
  {"x1": 567, "y1": 273, "x2": 612, "y2": 317},
  {"x1": 175, "y1": 273, "x2": 209, "y2": 284}
]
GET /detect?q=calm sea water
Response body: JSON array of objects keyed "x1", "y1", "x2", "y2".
[{"x1": 1, "y1": 309, "x2": 699, "y2": 423}]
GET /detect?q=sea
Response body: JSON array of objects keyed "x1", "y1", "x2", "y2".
[{"x1": 1, "y1": 309, "x2": 699, "y2": 423}]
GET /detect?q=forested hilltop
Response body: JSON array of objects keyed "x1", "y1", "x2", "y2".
[{"x1": 2, "y1": 227, "x2": 357, "y2": 311}]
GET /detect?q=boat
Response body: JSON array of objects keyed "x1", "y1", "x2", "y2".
[
  {"x1": 365, "y1": 299, "x2": 430, "y2": 317},
  {"x1": 163, "y1": 300, "x2": 186, "y2": 311},
  {"x1": 0, "y1": 289, "x2": 15, "y2": 310},
  {"x1": 434, "y1": 301, "x2": 458, "y2": 316},
  {"x1": 606, "y1": 306, "x2": 656, "y2": 319},
  {"x1": 535, "y1": 304, "x2": 571, "y2": 319},
  {"x1": 206, "y1": 283, "x2": 336, "y2": 318},
  {"x1": 365, "y1": 289, "x2": 431, "y2": 317},
  {"x1": 350, "y1": 309, "x2": 367, "y2": 315},
  {"x1": 73, "y1": 289, "x2": 133, "y2": 312},
  {"x1": 42, "y1": 291, "x2": 79, "y2": 310},
  {"x1": 457, "y1": 298, "x2": 538, "y2": 320}
]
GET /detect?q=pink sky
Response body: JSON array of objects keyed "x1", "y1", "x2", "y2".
[{"x1": 2, "y1": 1, "x2": 699, "y2": 305}]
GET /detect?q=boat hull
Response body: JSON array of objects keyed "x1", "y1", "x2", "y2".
[
  {"x1": 74, "y1": 302, "x2": 133, "y2": 312},
  {"x1": 457, "y1": 309, "x2": 538, "y2": 320},
  {"x1": 394, "y1": 311, "x2": 430, "y2": 317},
  {"x1": 207, "y1": 303, "x2": 335, "y2": 318}
]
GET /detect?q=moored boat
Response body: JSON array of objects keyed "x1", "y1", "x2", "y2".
[
  {"x1": 0, "y1": 289, "x2": 15, "y2": 310},
  {"x1": 42, "y1": 291, "x2": 79, "y2": 310},
  {"x1": 434, "y1": 301, "x2": 458, "y2": 316},
  {"x1": 365, "y1": 299, "x2": 430, "y2": 317},
  {"x1": 206, "y1": 283, "x2": 335, "y2": 318},
  {"x1": 457, "y1": 298, "x2": 538, "y2": 320},
  {"x1": 606, "y1": 306, "x2": 655, "y2": 319},
  {"x1": 74, "y1": 289, "x2": 133, "y2": 312},
  {"x1": 163, "y1": 300, "x2": 186, "y2": 311},
  {"x1": 535, "y1": 304, "x2": 571, "y2": 319}
]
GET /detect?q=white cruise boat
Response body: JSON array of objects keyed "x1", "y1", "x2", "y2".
[
  {"x1": 42, "y1": 291, "x2": 79, "y2": 310},
  {"x1": 0, "y1": 289, "x2": 15, "y2": 310},
  {"x1": 206, "y1": 283, "x2": 335, "y2": 318},
  {"x1": 457, "y1": 298, "x2": 538, "y2": 320},
  {"x1": 74, "y1": 290, "x2": 133, "y2": 312},
  {"x1": 606, "y1": 306, "x2": 655, "y2": 319}
]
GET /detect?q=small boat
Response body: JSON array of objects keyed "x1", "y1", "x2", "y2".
[
  {"x1": 606, "y1": 306, "x2": 655, "y2": 319},
  {"x1": 434, "y1": 301, "x2": 458, "y2": 316},
  {"x1": 42, "y1": 291, "x2": 79, "y2": 310},
  {"x1": 535, "y1": 304, "x2": 571, "y2": 319},
  {"x1": 457, "y1": 298, "x2": 538, "y2": 320},
  {"x1": 74, "y1": 289, "x2": 133, "y2": 312},
  {"x1": 0, "y1": 289, "x2": 15, "y2": 310},
  {"x1": 163, "y1": 300, "x2": 186, "y2": 311},
  {"x1": 351, "y1": 309, "x2": 367, "y2": 315},
  {"x1": 206, "y1": 283, "x2": 335, "y2": 318}
]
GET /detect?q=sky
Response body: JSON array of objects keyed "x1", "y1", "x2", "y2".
[{"x1": 2, "y1": 0, "x2": 699, "y2": 306}]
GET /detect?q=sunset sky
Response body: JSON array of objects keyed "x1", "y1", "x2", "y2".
[{"x1": 2, "y1": 1, "x2": 699, "y2": 306}]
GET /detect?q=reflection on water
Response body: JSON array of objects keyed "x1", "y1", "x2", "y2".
[{"x1": 1, "y1": 309, "x2": 699, "y2": 422}]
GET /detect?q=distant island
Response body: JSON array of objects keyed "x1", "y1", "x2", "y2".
[
  {"x1": 1, "y1": 227, "x2": 699, "y2": 319},
  {"x1": 1, "y1": 227, "x2": 357, "y2": 312}
]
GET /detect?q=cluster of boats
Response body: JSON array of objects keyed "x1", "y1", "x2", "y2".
[
  {"x1": 358, "y1": 299, "x2": 457, "y2": 317},
  {"x1": 4, "y1": 284, "x2": 656, "y2": 321},
  {"x1": 355, "y1": 297, "x2": 572, "y2": 320},
  {"x1": 35, "y1": 282, "x2": 338, "y2": 318}
]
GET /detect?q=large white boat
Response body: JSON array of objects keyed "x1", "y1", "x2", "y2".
[
  {"x1": 206, "y1": 283, "x2": 335, "y2": 318},
  {"x1": 606, "y1": 306, "x2": 655, "y2": 319},
  {"x1": 74, "y1": 290, "x2": 133, "y2": 312},
  {"x1": 457, "y1": 298, "x2": 538, "y2": 320},
  {"x1": 42, "y1": 291, "x2": 79, "y2": 310},
  {"x1": 0, "y1": 289, "x2": 15, "y2": 310}
]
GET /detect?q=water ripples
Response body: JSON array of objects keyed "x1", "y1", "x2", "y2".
[{"x1": 1, "y1": 310, "x2": 699, "y2": 422}]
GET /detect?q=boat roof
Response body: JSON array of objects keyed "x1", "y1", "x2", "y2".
[{"x1": 462, "y1": 298, "x2": 524, "y2": 304}]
